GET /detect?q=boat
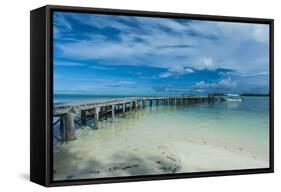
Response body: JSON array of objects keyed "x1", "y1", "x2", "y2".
[{"x1": 219, "y1": 94, "x2": 242, "y2": 102}]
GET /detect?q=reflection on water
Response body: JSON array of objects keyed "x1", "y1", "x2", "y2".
[
  {"x1": 53, "y1": 96, "x2": 270, "y2": 181},
  {"x1": 226, "y1": 102, "x2": 240, "y2": 109}
]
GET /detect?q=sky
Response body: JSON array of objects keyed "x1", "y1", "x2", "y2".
[{"x1": 53, "y1": 11, "x2": 270, "y2": 96}]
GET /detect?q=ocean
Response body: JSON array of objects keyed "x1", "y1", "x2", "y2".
[{"x1": 53, "y1": 95, "x2": 270, "y2": 181}]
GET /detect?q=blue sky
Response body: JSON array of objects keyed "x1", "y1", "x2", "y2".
[{"x1": 53, "y1": 11, "x2": 270, "y2": 96}]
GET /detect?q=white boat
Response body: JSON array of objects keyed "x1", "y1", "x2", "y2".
[{"x1": 220, "y1": 94, "x2": 242, "y2": 102}]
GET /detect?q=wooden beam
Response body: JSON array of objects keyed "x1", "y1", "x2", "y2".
[{"x1": 52, "y1": 118, "x2": 60, "y2": 127}]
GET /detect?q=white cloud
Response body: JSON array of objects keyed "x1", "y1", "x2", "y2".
[
  {"x1": 55, "y1": 14, "x2": 72, "y2": 30},
  {"x1": 240, "y1": 71, "x2": 269, "y2": 77},
  {"x1": 198, "y1": 57, "x2": 217, "y2": 70},
  {"x1": 159, "y1": 66, "x2": 194, "y2": 78},
  {"x1": 102, "y1": 80, "x2": 137, "y2": 88},
  {"x1": 214, "y1": 22, "x2": 269, "y2": 43},
  {"x1": 185, "y1": 68, "x2": 194, "y2": 73},
  {"x1": 53, "y1": 13, "x2": 73, "y2": 37},
  {"x1": 159, "y1": 72, "x2": 174, "y2": 78},
  {"x1": 192, "y1": 78, "x2": 237, "y2": 90},
  {"x1": 54, "y1": 13, "x2": 270, "y2": 75},
  {"x1": 252, "y1": 25, "x2": 269, "y2": 43},
  {"x1": 54, "y1": 61, "x2": 86, "y2": 67},
  {"x1": 90, "y1": 66, "x2": 114, "y2": 70}
]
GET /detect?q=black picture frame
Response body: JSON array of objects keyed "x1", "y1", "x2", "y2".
[{"x1": 30, "y1": 4, "x2": 274, "y2": 187}]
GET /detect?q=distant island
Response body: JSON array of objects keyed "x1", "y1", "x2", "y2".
[{"x1": 240, "y1": 93, "x2": 269, "y2": 97}]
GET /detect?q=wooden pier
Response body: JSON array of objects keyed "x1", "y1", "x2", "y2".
[{"x1": 53, "y1": 96, "x2": 214, "y2": 141}]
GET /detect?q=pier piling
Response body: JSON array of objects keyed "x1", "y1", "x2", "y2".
[
  {"x1": 111, "y1": 105, "x2": 115, "y2": 119},
  {"x1": 94, "y1": 107, "x2": 100, "y2": 129},
  {"x1": 122, "y1": 102, "x2": 126, "y2": 113},
  {"x1": 59, "y1": 116, "x2": 66, "y2": 141},
  {"x1": 65, "y1": 112, "x2": 76, "y2": 140},
  {"x1": 81, "y1": 110, "x2": 86, "y2": 126}
]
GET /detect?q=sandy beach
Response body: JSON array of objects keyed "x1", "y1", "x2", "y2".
[
  {"x1": 53, "y1": 100, "x2": 269, "y2": 180},
  {"x1": 54, "y1": 128, "x2": 268, "y2": 180}
]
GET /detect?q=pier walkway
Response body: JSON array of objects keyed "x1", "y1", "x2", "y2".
[{"x1": 53, "y1": 96, "x2": 215, "y2": 141}]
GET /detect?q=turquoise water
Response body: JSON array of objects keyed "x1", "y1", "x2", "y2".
[
  {"x1": 55, "y1": 94, "x2": 143, "y2": 103},
  {"x1": 53, "y1": 96, "x2": 270, "y2": 180}
]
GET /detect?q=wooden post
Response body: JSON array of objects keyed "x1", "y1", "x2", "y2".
[
  {"x1": 122, "y1": 103, "x2": 126, "y2": 113},
  {"x1": 139, "y1": 100, "x2": 143, "y2": 109},
  {"x1": 59, "y1": 115, "x2": 66, "y2": 141},
  {"x1": 134, "y1": 100, "x2": 138, "y2": 111},
  {"x1": 65, "y1": 112, "x2": 76, "y2": 140},
  {"x1": 94, "y1": 107, "x2": 100, "y2": 129},
  {"x1": 122, "y1": 102, "x2": 126, "y2": 117},
  {"x1": 111, "y1": 105, "x2": 115, "y2": 119},
  {"x1": 142, "y1": 100, "x2": 146, "y2": 108},
  {"x1": 81, "y1": 110, "x2": 86, "y2": 126},
  {"x1": 150, "y1": 99, "x2": 153, "y2": 107}
]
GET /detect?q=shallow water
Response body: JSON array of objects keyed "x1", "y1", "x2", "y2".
[{"x1": 53, "y1": 96, "x2": 270, "y2": 181}]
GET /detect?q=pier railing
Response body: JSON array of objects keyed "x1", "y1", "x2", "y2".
[{"x1": 53, "y1": 96, "x2": 215, "y2": 141}]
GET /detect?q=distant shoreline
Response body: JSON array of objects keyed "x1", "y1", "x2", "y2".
[
  {"x1": 240, "y1": 93, "x2": 269, "y2": 97},
  {"x1": 53, "y1": 93, "x2": 269, "y2": 104},
  {"x1": 54, "y1": 93, "x2": 270, "y2": 97}
]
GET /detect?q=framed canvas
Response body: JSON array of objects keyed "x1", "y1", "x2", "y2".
[{"x1": 30, "y1": 5, "x2": 274, "y2": 187}]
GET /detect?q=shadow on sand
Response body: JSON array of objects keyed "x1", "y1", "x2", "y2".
[{"x1": 53, "y1": 148, "x2": 181, "y2": 181}]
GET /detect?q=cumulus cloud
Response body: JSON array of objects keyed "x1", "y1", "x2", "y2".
[
  {"x1": 159, "y1": 66, "x2": 194, "y2": 78},
  {"x1": 192, "y1": 78, "x2": 237, "y2": 90},
  {"x1": 55, "y1": 13, "x2": 269, "y2": 74},
  {"x1": 198, "y1": 57, "x2": 217, "y2": 70},
  {"x1": 54, "y1": 12, "x2": 270, "y2": 95}
]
